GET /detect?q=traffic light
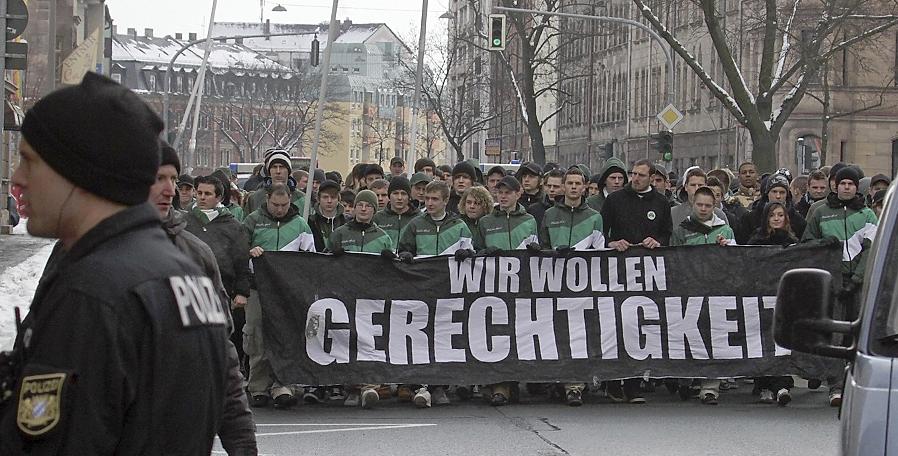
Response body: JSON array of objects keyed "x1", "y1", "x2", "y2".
[
  {"x1": 310, "y1": 35, "x2": 320, "y2": 67},
  {"x1": 488, "y1": 14, "x2": 506, "y2": 51},
  {"x1": 652, "y1": 130, "x2": 673, "y2": 162},
  {"x1": 599, "y1": 142, "x2": 614, "y2": 160}
]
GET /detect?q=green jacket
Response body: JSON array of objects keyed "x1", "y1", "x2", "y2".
[
  {"x1": 671, "y1": 214, "x2": 736, "y2": 246},
  {"x1": 398, "y1": 212, "x2": 474, "y2": 256},
  {"x1": 329, "y1": 220, "x2": 394, "y2": 254},
  {"x1": 540, "y1": 198, "x2": 605, "y2": 250},
  {"x1": 802, "y1": 193, "x2": 878, "y2": 283},
  {"x1": 227, "y1": 203, "x2": 245, "y2": 222},
  {"x1": 244, "y1": 187, "x2": 307, "y2": 218},
  {"x1": 461, "y1": 215, "x2": 484, "y2": 251},
  {"x1": 477, "y1": 204, "x2": 539, "y2": 250},
  {"x1": 372, "y1": 205, "x2": 418, "y2": 251},
  {"x1": 243, "y1": 203, "x2": 315, "y2": 252}
]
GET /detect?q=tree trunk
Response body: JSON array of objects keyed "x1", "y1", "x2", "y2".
[{"x1": 748, "y1": 128, "x2": 778, "y2": 173}]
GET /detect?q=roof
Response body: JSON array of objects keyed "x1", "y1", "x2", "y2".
[
  {"x1": 210, "y1": 21, "x2": 395, "y2": 52},
  {"x1": 112, "y1": 33, "x2": 290, "y2": 73}
]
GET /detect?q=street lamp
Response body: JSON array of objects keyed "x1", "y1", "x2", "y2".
[{"x1": 272, "y1": 4, "x2": 287, "y2": 12}]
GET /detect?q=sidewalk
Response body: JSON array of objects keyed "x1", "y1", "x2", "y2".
[{"x1": 0, "y1": 224, "x2": 55, "y2": 349}]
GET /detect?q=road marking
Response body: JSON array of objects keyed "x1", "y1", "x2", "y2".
[{"x1": 255, "y1": 423, "x2": 437, "y2": 437}]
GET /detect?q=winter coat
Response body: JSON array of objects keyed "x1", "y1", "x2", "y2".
[
  {"x1": 243, "y1": 203, "x2": 315, "y2": 253},
  {"x1": 460, "y1": 214, "x2": 485, "y2": 250},
  {"x1": 747, "y1": 228, "x2": 798, "y2": 247},
  {"x1": 795, "y1": 192, "x2": 825, "y2": 219},
  {"x1": 185, "y1": 206, "x2": 251, "y2": 299},
  {"x1": 447, "y1": 191, "x2": 462, "y2": 215},
  {"x1": 398, "y1": 212, "x2": 474, "y2": 256},
  {"x1": 329, "y1": 220, "x2": 394, "y2": 253},
  {"x1": 244, "y1": 187, "x2": 307, "y2": 219},
  {"x1": 585, "y1": 157, "x2": 628, "y2": 213},
  {"x1": 527, "y1": 193, "x2": 562, "y2": 228},
  {"x1": 227, "y1": 203, "x2": 245, "y2": 222},
  {"x1": 738, "y1": 203, "x2": 806, "y2": 246},
  {"x1": 670, "y1": 201, "x2": 730, "y2": 227},
  {"x1": 670, "y1": 214, "x2": 736, "y2": 246},
  {"x1": 161, "y1": 209, "x2": 257, "y2": 455},
  {"x1": 308, "y1": 204, "x2": 347, "y2": 252},
  {"x1": 0, "y1": 204, "x2": 228, "y2": 455},
  {"x1": 802, "y1": 192, "x2": 879, "y2": 284},
  {"x1": 519, "y1": 189, "x2": 546, "y2": 209},
  {"x1": 477, "y1": 203, "x2": 539, "y2": 250},
  {"x1": 540, "y1": 198, "x2": 605, "y2": 250},
  {"x1": 372, "y1": 205, "x2": 418, "y2": 251},
  {"x1": 733, "y1": 184, "x2": 762, "y2": 209},
  {"x1": 601, "y1": 183, "x2": 673, "y2": 246}
]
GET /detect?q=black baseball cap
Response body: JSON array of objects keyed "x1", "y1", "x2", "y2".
[{"x1": 496, "y1": 175, "x2": 521, "y2": 192}]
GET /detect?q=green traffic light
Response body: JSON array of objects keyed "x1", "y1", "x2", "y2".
[
  {"x1": 662, "y1": 151, "x2": 673, "y2": 162},
  {"x1": 493, "y1": 38, "x2": 502, "y2": 46}
]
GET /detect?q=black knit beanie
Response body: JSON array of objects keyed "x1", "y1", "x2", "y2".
[
  {"x1": 835, "y1": 166, "x2": 861, "y2": 187},
  {"x1": 828, "y1": 162, "x2": 847, "y2": 182},
  {"x1": 160, "y1": 141, "x2": 181, "y2": 175},
  {"x1": 21, "y1": 72, "x2": 163, "y2": 205},
  {"x1": 388, "y1": 175, "x2": 411, "y2": 195},
  {"x1": 452, "y1": 161, "x2": 478, "y2": 181}
]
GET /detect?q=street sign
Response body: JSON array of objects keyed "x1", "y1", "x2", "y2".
[
  {"x1": 5, "y1": 0, "x2": 28, "y2": 41},
  {"x1": 656, "y1": 103, "x2": 684, "y2": 130},
  {"x1": 4, "y1": 41, "x2": 26, "y2": 70},
  {"x1": 485, "y1": 138, "x2": 501, "y2": 157}
]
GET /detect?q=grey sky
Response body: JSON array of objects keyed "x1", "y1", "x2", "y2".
[{"x1": 108, "y1": 0, "x2": 451, "y2": 42}]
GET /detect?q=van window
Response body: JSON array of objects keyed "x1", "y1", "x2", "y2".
[{"x1": 869, "y1": 200, "x2": 898, "y2": 356}]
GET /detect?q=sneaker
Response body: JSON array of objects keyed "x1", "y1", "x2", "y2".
[
  {"x1": 432, "y1": 386, "x2": 450, "y2": 406},
  {"x1": 807, "y1": 379, "x2": 822, "y2": 390},
  {"x1": 490, "y1": 392, "x2": 508, "y2": 406},
  {"x1": 701, "y1": 393, "x2": 719, "y2": 405},
  {"x1": 776, "y1": 388, "x2": 792, "y2": 406},
  {"x1": 829, "y1": 389, "x2": 843, "y2": 407},
  {"x1": 566, "y1": 389, "x2": 583, "y2": 406},
  {"x1": 361, "y1": 388, "x2": 379, "y2": 409},
  {"x1": 273, "y1": 393, "x2": 297, "y2": 409},
  {"x1": 455, "y1": 385, "x2": 472, "y2": 401},
  {"x1": 329, "y1": 385, "x2": 345, "y2": 401},
  {"x1": 627, "y1": 395, "x2": 646, "y2": 404},
  {"x1": 251, "y1": 394, "x2": 270, "y2": 408},
  {"x1": 303, "y1": 386, "x2": 325, "y2": 404},
  {"x1": 414, "y1": 387, "x2": 432, "y2": 408},
  {"x1": 343, "y1": 390, "x2": 360, "y2": 407},
  {"x1": 759, "y1": 389, "x2": 775, "y2": 404},
  {"x1": 606, "y1": 382, "x2": 626, "y2": 403},
  {"x1": 397, "y1": 385, "x2": 414, "y2": 402}
]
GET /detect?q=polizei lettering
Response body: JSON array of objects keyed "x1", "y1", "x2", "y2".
[{"x1": 169, "y1": 276, "x2": 228, "y2": 327}]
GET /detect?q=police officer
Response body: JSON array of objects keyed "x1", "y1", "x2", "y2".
[{"x1": 1, "y1": 73, "x2": 229, "y2": 454}]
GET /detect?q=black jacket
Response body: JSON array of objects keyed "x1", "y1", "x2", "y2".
[
  {"x1": 747, "y1": 227, "x2": 798, "y2": 247},
  {"x1": 527, "y1": 193, "x2": 563, "y2": 228},
  {"x1": 447, "y1": 191, "x2": 462, "y2": 215},
  {"x1": 0, "y1": 204, "x2": 228, "y2": 455},
  {"x1": 519, "y1": 190, "x2": 545, "y2": 209},
  {"x1": 185, "y1": 207, "x2": 252, "y2": 299},
  {"x1": 738, "y1": 204, "x2": 806, "y2": 245},
  {"x1": 162, "y1": 210, "x2": 257, "y2": 455},
  {"x1": 601, "y1": 183, "x2": 673, "y2": 245}
]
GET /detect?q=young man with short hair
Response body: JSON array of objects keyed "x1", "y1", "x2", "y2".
[
  {"x1": 538, "y1": 167, "x2": 604, "y2": 406},
  {"x1": 447, "y1": 161, "x2": 478, "y2": 215},
  {"x1": 486, "y1": 165, "x2": 507, "y2": 198},
  {"x1": 244, "y1": 149, "x2": 306, "y2": 215},
  {"x1": 733, "y1": 161, "x2": 761, "y2": 208},
  {"x1": 398, "y1": 180, "x2": 474, "y2": 257},
  {"x1": 414, "y1": 157, "x2": 436, "y2": 177},
  {"x1": 340, "y1": 189, "x2": 355, "y2": 217},
  {"x1": 670, "y1": 167, "x2": 729, "y2": 226},
  {"x1": 177, "y1": 174, "x2": 196, "y2": 210},
  {"x1": 515, "y1": 162, "x2": 545, "y2": 208},
  {"x1": 373, "y1": 176, "x2": 418, "y2": 249},
  {"x1": 388, "y1": 156, "x2": 406, "y2": 179},
  {"x1": 795, "y1": 170, "x2": 829, "y2": 217},
  {"x1": 308, "y1": 179, "x2": 347, "y2": 251},
  {"x1": 409, "y1": 172, "x2": 432, "y2": 211},
  {"x1": 586, "y1": 157, "x2": 627, "y2": 213},
  {"x1": 527, "y1": 168, "x2": 564, "y2": 227},
  {"x1": 368, "y1": 178, "x2": 390, "y2": 211},
  {"x1": 363, "y1": 164, "x2": 386, "y2": 189}
]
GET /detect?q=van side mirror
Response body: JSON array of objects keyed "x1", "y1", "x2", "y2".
[{"x1": 773, "y1": 268, "x2": 857, "y2": 360}]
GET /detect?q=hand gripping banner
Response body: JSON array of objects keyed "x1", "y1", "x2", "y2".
[{"x1": 253, "y1": 243, "x2": 843, "y2": 385}]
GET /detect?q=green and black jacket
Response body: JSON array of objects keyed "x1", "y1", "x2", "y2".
[
  {"x1": 802, "y1": 193, "x2": 878, "y2": 283},
  {"x1": 670, "y1": 214, "x2": 736, "y2": 246},
  {"x1": 539, "y1": 198, "x2": 605, "y2": 250},
  {"x1": 372, "y1": 205, "x2": 418, "y2": 251},
  {"x1": 329, "y1": 220, "x2": 395, "y2": 254},
  {"x1": 243, "y1": 203, "x2": 315, "y2": 252},
  {"x1": 244, "y1": 187, "x2": 307, "y2": 219},
  {"x1": 398, "y1": 212, "x2": 474, "y2": 256},
  {"x1": 477, "y1": 203, "x2": 539, "y2": 250}
]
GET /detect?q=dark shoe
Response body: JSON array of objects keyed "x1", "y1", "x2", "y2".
[
  {"x1": 664, "y1": 380, "x2": 679, "y2": 395},
  {"x1": 455, "y1": 385, "x2": 473, "y2": 401},
  {"x1": 606, "y1": 382, "x2": 626, "y2": 403},
  {"x1": 701, "y1": 393, "x2": 718, "y2": 405},
  {"x1": 491, "y1": 393, "x2": 508, "y2": 406},
  {"x1": 776, "y1": 388, "x2": 792, "y2": 407},
  {"x1": 566, "y1": 389, "x2": 583, "y2": 406},
  {"x1": 807, "y1": 379, "x2": 822, "y2": 390},
  {"x1": 251, "y1": 394, "x2": 270, "y2": 408},
  {"x1": 274, "y1": 393, "x2": 297, "y2": 409},
  {"x1": 303, "y1": 386, "x2": 325, "y2": 404},
  {"x1": 627, "y1": 394, "x2": 646, "y2": 404},
  {"x1": 677, "y1": 384, "x2": 691, "y2": 401},
  {"x1": 829, "y1": 388, "x2": 843, "y2": 407}
]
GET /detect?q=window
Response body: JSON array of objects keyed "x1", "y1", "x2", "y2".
[
  {"x1": 111, "y1": 73, "x2": 122, "y2": 84},
  {"x1": 146, "y1": 73, "x2": 156, "y2": 91}
]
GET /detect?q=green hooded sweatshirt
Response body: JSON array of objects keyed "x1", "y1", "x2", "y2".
[
  {"x1": 586, "y1": 157, "x2": 628, "y2": 213},
  {"x1": 671, "y1": 213, "x2": 736, "y2": 246},
  {"x1": 329, "y1": 220, "x2": 394, "y2": 253},
  {"x1": 372, "y1": 204, "x2": 418, "y2": 251},
  {"x1": 540, "y1": 198, "x2": 605, "y2": 249},
  {"x1": 398, "y1": 212, "x2": 474, "y2": 256},
  {"x1": 477, "y1": 203, "x2": 539, "y2": 250},
  {"x1": 802, "y1": 193, "x2": 878, "y2": 283},
  {"x1": 243, "y1": 203, "x2": 315, "y2": 252}
]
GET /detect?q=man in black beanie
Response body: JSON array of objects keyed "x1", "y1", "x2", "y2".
[
  {"x1": 374, "y1": 175, "x2": 418, "y2": 249},
  {"x1": 447, "y1": 161, "x2": 478, "y2": 215},
  {"x1": 3, "y1": 73, "x2": 228, "y2": 454}
]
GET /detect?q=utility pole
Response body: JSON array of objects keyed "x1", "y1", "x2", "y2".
[
  {"x1": 184, "y1": 0, "x2": 218, "y2": 174},
  {"x1": 303, "y1": 0, "x2": 339, "y2": 220},
  {"x1": 407, "y1": 0, "x2": 428, "y2": 166},
  {"x1": 0, "y1": 0, "x2": 9, "y2": 234}
]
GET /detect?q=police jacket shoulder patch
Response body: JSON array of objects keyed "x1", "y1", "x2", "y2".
[{"x1": 17, "y1": 372, "x2": 67, "y2": 438}]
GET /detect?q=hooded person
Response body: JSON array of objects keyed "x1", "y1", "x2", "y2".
[
  {"x1": 212, "y1": 168, "x2": 245, "y2": 222},
  {"x1": 5, "y1": 72, "x2": 229, "y2": 453},
  {"x1": 736, "y1": 172, "x2": 806, "y2": 244},
  {"x1": 243, "y1": 149, "x2": 306, "y2": 216},
  {"x1": 586, "y1": 157, "x2": 628, "y2": 213}
]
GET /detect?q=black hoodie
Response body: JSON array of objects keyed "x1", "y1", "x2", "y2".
[{"x1": 601, "y1": 183, "x2": 673, "y2": 245}]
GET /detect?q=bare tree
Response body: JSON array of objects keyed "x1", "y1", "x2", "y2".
[
  {"x1": 364, "y1": 111, "x2": 397, "y2": 166},
  {"x1": 632, "y1": 0, "x2": 898, "y2": 171}
]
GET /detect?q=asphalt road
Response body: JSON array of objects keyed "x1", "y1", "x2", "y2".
[
  {"x1": 217, "y1": 385, "x2": 840, "y2": 456},
  {"x1": 0, "y1": 230, "x2": 54, "y2": 271}
]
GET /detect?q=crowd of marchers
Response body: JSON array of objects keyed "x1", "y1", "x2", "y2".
[{"x1": 160, "y1": 145, "x2": 889, "y2": 412}]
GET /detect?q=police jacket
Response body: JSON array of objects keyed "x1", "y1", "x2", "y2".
[
  {"x1": 0, "y1": 203, "x2": 228, "y2": 455},
  {"x1": 161, "y1": 209, "x2": 257, "y2": 455}
]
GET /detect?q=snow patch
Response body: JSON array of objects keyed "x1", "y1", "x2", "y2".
[{"x1": 0, "y1": 244, "x2": 53, "y2": 350}]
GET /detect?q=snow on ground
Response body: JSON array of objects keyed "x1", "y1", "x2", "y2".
[{"x1": 0, "y1": 240, "x2": 53, "y2": 350}]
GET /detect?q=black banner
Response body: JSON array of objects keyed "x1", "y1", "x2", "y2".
[{"x1": 254, "y1": 244, "x2": 843, "y2": 385}]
